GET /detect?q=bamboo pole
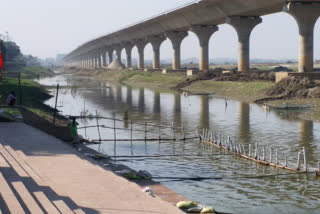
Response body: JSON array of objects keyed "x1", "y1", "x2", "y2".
[
  {"x1": 130, "y1": 120, "x2": 133, "y2": 144},
  {"x1": 144, "y1": 121, "x2": 148, "y2": 141},
  {"x1": 297, "y1": 152, "x2": 301, "y2": 170},
  {"x1": 172, "y1": 122, "x2": 176, "y2": 141},
  {"x1": 53, "y1": 84, "x2": 60, "y2": 124},
  {"x1": 96, "y1": 110, "x2": 101, "y2": 142},
  {"x1": 182, "y1": 125, "x2": 186, "y2": 141},
  {"x1": 303, "y1": 147, "x2": 308, "y2": 172},
  {"x1": 202, "y1": 138, "x2": 302, "y2": 173}
]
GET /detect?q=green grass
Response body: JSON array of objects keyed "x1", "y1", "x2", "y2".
[
  {"x1": 0, "y1": 77, "x2": 56, "y2": 121},
  {"x1": 185, "y1": 80, "x2": 274, "y2": 102},
  {"x1": 19, "y1": 66, "x2": 55, "y2": 79},
  {"x1": 0, "y1": 77, "x2": 51, "y2": 107}
]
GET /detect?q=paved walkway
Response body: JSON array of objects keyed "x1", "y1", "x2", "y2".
[{"x1": 0, "y1": 122, "x2": 185, "y2": 214}]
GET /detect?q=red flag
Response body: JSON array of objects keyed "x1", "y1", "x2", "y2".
[{"x1": 0, "y1": 53, "x2": 2, "y2": 69}]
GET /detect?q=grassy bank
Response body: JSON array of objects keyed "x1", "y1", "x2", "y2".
[
  {"x1": 0, "y1": 76, "x2": 62, "y2": 123},
  {"x1": 96, "y1": 69, "x2": 273, "y2": 100},
  {"x1": 19, "y1": 66, "x2": 55, "y2": 79}
]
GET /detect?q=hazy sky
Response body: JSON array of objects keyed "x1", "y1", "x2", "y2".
[{"x1": 1, "y1": 0, "x2": 320, "y2": 61}]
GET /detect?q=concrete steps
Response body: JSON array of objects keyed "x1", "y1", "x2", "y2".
[{"x1": 0, "y1": 143, "x2": 84, "y2": 214}]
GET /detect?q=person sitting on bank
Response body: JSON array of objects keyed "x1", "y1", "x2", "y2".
[
  {"x1": 6, "y1": 91, "x2": 16, "y2": 107},
  {"x1": 69, "y1": 117, "x2": 79, "y2": 143}
]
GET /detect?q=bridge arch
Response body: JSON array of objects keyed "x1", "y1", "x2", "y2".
[
  {"x1": 252, "y1": 12, "x2": 298, "y2": 69},
  {"x1": 209, "y1": 24, "x2": 237, "y2": 69}
]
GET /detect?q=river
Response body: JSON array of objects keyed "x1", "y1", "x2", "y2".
[{"x1": 36, "y1": 73, "x2": 320, "y2": 214}]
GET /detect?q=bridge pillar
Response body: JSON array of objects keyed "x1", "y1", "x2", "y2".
[
  {"x1": 134, "y1": 39, "x2": 148, "y2": 69},
  {"x1": 108, "y1": 49, "x2": 114, "y2": 65},
  {"x1": 91, "y1": 57, "x2": 95, "y2": 68},
  {"x1": 166, "y1": 31, "x2": 188, "y2": 70},
  {"x1": 101, "y1": 50, "x2": 107, "y2": 67},
  {"x1": 147, "y1": 35, "x2": 166, "y2": 69},
  {"x1": 123, "y1": 42, "x2": 134, "y2": 68},
  {"x1": 114, "y1": 45, "x2": 122, "y2": 63},
  {"x1": 97, "y1": 52, "x2": 102, "y2": 68},
  {"x1": 284, "y1": 2, "x2": 320, "y2": 73},
  {"x1": 227, "y1": 16, "x2": 262, "y2": 72},
  {"x1": 190, "y1": 25, "x2": 219, "y2": 71}
]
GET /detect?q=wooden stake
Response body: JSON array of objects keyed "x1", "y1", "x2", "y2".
[
  {"x1": 297, "y1": 152, "x2": 301, "y2": 170},
  {"x1": 158, "y1": 125, "x2": 161, "y2": 142},
  {"x1": 145, "y1": 121, "x2": 148, "y2": 141},
  {"x1": 172, "y1": 121, "x2": 175, "y2": 141},
  {"x1": 269, "y1": 148, "x2": 272, "y2": 163},
  {"x1": 53, "y1": 84, "x2": 60, "y2": 124},
  {"x1": 182, "y1": 125, "x2": 186, "y2": 140},
  {"x1": 96, "y1": 110, "x2": 101, "y2": 142},
  {"x1": 249, "y1": 144, "x2": 251, "y2": 158},
  {"x1": 276, "y1": 149, "x2": 278, "y2": 165},
  {"x1": 130, "y1": 120, "x2": 133, "y2": 144},
  {"x1": 303, "y1": 147, "x2": 307, "y2": 172},
  {"x1": 285, "y1": 156, "x2": 288, "y2": 167},
  {"x1": 263, "y1": 146, "x2": 266, "y2": 161},
  {"x1": 113, "y1": 113, "x2": 116, "y2": 142}
]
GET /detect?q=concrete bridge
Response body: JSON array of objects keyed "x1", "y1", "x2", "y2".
[{"x1": 63, "y1": 0, "x2": 320, "y2": 73}]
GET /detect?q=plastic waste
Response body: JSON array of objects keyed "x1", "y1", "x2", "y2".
[{"x1": 176, "y1": 201, "x2": 198, "y2": 209}]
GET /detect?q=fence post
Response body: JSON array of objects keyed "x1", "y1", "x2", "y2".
[
  {"x1": 303, "y1": 147, "x2": 307, "y2": 172},
  {"x1": 172, "y1": 121, "x2": 175, "y2": 141},
  {"x1": 130, "y1": 120, "x2": 133, "y2": 144},
  {"x1": 182, "y1": 125, "x2": 186, "y2": 141},
  {"x1": 96, "y1": 110, "x2": 101, "y2": 142},
  {"x1": 113, "y1": 112, "x2": 116, "y2": 143},
  {"x1": 158, "y1": 125, "x2": 161, "y2": 142},
  {"x1": 297, "y1": 152, "x2": 301, "y2": 170},
  {"x1": 53, "y1": 84, "x2": 60, "y2": 124},
  {"x1": 144, "y1": 121, "x2": 148, "y2": 141}
]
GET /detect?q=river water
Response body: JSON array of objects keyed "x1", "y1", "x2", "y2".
[{"x1": 36, "y1": 73, "x2": 320, "y2": 214}]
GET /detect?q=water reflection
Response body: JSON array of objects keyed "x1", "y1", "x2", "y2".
[
  {"x1": 126, "y1": 86, "x2": 132, "y2": 107},
  {"x1": 238, "y1": 102, "x2": 250, "y2": 143},
  {"x1": 36, "y1": 74, "x2": 320, "y2": 214},
  {"x1": 199, "y1": 95, "x2": 209, "y2": 129},
  {"x1": 138, "y1": 88, "x2": 145, "y2": 112},
  {"x1": 153, "y1": 92, "x2": 161, "y2": 114},
  {"x1": 173, "y1": 93, "x2": 182, "y2": 126}
]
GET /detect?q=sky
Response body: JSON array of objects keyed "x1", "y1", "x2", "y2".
[{"x1": 1, "y1": 0, "x2": 320, "y2": 61}]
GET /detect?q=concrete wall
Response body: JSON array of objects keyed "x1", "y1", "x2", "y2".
[
  {"x1": 276, "y1": 72, "x2": 320, "y2": 83},
  {"x1": 18, "y1": 107, "x2": 73, "y2": 142}
]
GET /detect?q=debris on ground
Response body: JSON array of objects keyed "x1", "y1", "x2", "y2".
[
  {"x1": 256, "y1": 76, "x2": 320, "y2": 102},
  {"x1": 272, "y1": 66, "x2": 293, "y2": 72},
  {"x1": 172, "y1": 70, "x2": 275, "y2": 90}
]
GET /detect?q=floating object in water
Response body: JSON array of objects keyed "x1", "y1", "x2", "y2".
[
  {"x1": 176, "y1": 201, "x2": 198, "y2": 209},
  {"x1": 268, "y1": 103, "x2": 312, "y2": 110}
]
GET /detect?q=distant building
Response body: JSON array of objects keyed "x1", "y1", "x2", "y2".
[{"x1": 56, "y1": 54, "x2": 66, "y2": 66}]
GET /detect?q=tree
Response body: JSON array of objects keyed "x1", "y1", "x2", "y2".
[
  {"x1": 0, "y1": 40, "x2": 6, "y2": 62},
  {"x1": 5, "y1": 41, "x2": 21, "y2": 61}
]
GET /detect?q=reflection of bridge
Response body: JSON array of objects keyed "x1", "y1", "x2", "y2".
[{"x1": 64, "y1": 0, "x2": 320, "y2": 73}]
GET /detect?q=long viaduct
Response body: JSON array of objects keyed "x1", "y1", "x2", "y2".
[{"x1": 63, "y1": 0, "x2": 320, "y2": 73}]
